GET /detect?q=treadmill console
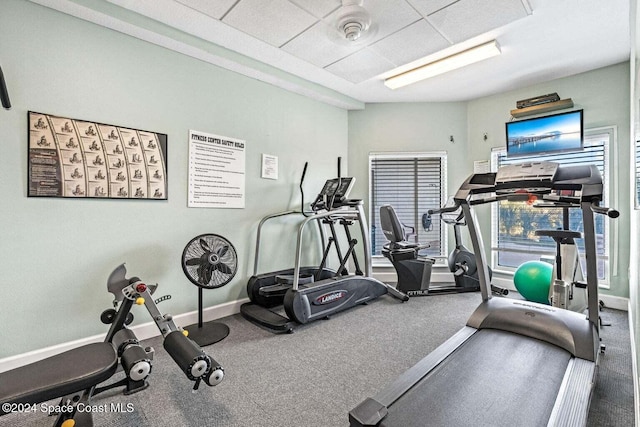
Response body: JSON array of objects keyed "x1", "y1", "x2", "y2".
[
  {"x1": 495, "y1": 161, "x2": 559, "y2": 185},
  {"x1": 494, "y1": 161, "x2": 559, "y2": 193},
  {"x1": 311, "y1": 177, "x2": 355, "y2": 210}
]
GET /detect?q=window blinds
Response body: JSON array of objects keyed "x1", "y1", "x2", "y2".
[{"x1": 369, "y1": 154, "x2": 446, "y2": 258}]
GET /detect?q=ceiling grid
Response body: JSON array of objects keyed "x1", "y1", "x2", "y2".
[{"x1": 41, "y1": 0, "x2": 630, "y2": 107}]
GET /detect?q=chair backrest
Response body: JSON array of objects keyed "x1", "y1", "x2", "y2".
[{"x1": 380, "y1": 205, "x2": 406, "y2": 243}]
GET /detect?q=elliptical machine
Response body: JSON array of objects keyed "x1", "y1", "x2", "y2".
[{"x1": 241, "y1": 160, "x2": 407, "y2": 333}]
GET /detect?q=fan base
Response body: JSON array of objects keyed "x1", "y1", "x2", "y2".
[{"x1": 184, "y1": 321, "x2": 230, "y2": 346}]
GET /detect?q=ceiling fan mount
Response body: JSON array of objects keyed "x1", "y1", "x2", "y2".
[
  {"x1": 336, "y1": 0, "x2": 371, "y2": 42},
  {"x1": 330, "y1": 0, "x2": 375, "y2": 45}
]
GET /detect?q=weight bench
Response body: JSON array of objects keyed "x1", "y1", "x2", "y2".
[
  {"x1": 0, "y1": 264, "x2": 225, "y2": 426},
  {"x1": 0, "y1": 342, "x2": 117, "y2": 416}
]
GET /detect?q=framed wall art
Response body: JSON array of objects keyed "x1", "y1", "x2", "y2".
[{"x1": 28, "y1": 111, "x2": 167, "y2": 200}]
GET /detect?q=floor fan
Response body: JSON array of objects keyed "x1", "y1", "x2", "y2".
[{"x1": 181, "y1": 234, "x2": 238, "y2": 346}]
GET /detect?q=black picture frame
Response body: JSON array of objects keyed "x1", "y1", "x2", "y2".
[{"x1": 27, "y1": 111, "x2": 167, "y2": 200}]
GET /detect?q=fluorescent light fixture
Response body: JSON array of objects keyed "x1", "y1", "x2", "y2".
[{"x1": 384, "y1": 40, "x2": 501, "y2": 90}]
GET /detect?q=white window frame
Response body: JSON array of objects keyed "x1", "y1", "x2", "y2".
[
  {"x1": 368, "y1": 151, "x2": 448, "y2": 265},
  {"x1": 490, "y1": 126, "x2": 615, "y2": 287},
  {"x1": 635, "y1": 132, "x2": 640, "y2": 208}
]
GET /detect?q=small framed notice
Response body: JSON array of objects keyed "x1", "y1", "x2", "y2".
[
  {"x1": 261, "y1": 154, "x2": 278, "y2": 180},
  {"x1": 473, "y1": 160, "x2": 490, "y2": 174}
]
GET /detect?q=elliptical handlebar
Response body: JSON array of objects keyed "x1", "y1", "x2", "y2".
[{"x1": 300, "y1": 162, "x2": 311, "y2": 217}]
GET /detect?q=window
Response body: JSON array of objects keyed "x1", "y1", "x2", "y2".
[
  {"x1": 369, "y1": 152, "x2": 447, "y2": 259},
  {"x1": 491, "y1": 127, "x2": 613, "y2": 282}
]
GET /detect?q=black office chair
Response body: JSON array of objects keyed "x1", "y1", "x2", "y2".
[{"x1": 379, "y1": 205, "x2": 435, "y2": 296}]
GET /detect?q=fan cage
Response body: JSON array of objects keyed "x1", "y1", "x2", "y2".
[{"x1": 181, "y1": 233, "x2": 238, "y2": 289}]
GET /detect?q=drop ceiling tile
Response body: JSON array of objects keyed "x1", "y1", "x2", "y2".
[
  {"x1": 406, "y1": 0, "x2": 459, "y2": 17},
  {"x1": 429, "y1": 0, "x2": 532, "y2": 43},
  {"x1": 222, "y1": 0, "x2": 319, "y2": 47},
  {"x1": 370, "y1": 19, "x2": 450, "y2": 67},
  {"x1": 289, "y1": 0, "x2": 341, "y2": 18},
  {"x1": 174, "y1": 0, "x2": 238, "y2": 19},
  {"x1": 324, "y1": 48, "x2": 395, "y2": 83},
  {"x1": 282, "y1": 21, "x2": 362, "y2": 67}
]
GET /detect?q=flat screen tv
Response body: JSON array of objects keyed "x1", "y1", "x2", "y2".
[{"x1": 505, "y1": 109, "x2": 583, "y2": 158}]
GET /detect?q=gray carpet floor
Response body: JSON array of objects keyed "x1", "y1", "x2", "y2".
[{"x1": 0, "y1": 293, "x2": 634, "y2": 426}]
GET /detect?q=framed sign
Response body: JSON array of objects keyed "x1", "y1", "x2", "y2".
[
  {"x1": 187, "y1": 129, "x2": 245, "y2": 208},
  {"x1": 28, "y1": 112, "x2": 167, "y2": 199}
]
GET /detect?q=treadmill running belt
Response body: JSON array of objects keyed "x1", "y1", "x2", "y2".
[{"x1": 381, "y1": 329, "x2": 572, "y2": 427}]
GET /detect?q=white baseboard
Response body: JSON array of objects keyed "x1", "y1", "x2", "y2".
[
  {"x1": 375, "y1": 270, "x2": 629, "y2": 311},
  {"x1": 0, "y1": 298, "x2": 249, "y2": 373},
  {"x1": 600, "y1": 294, "x2": 630, "y2": 311}
]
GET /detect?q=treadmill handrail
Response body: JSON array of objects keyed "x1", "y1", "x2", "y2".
[
  {"x1": 427, "y1": 201, "x2": 461, "y2": 216},
  {"x1": 590, "y1": 202, "x2": 619, "y2": 218}
]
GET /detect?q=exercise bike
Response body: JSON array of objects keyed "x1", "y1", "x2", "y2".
[
  {"x1": 0, "y1": 264, "x2": 224, "y2": 426},
  {"x1": 439, "y1": 206, "x2": 508, "y2": 296},
  {"x1": 381, "y1": 203, "x2": 508, "y2": 296},
  {"x1": 534, "y1": 201, "x2": 588, "y2": 312},
  {"x1": 379, "y1": 204, "x2": 435, "y2": 296}
]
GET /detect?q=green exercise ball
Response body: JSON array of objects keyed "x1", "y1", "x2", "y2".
[{"x1": 513, "y1": 261, "x2": 553, "y2": 305}]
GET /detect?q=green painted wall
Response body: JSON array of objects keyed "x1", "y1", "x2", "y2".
[
  {"x1": 466, "y1": 62, "x2": 630, "y2": 299},
  {"x1": 0, "y1": 0, "x2": 634, "y2": 367},
  {"x1": 0, "y1": 0, "x2": 348, "y2": 358},
  {"x1": 348, "y1": 63, "x2": 630, "y2": 300},
  {"x1": 348, "y1": 102, "x2": 469, "y2": 216}
]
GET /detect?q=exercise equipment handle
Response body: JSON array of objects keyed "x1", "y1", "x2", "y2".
[
  {"x1": 428, "y1": 201, "x2": 460, "y2": 215},
  {"x1": 590, "y1": 202, "x2": 619, "y2": 218},
  {"x1": 468, "y1": 192, "x2": 529, "y2": 205},
  {"x1": 0, "y1": 65, "x2": 11, "y2": 110},
  {"x1": 301, "y1": 162, "x2": 310, "y2": 217}
]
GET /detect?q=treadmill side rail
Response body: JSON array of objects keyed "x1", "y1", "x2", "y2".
[
  {"x1": 349, "y1": 397, "x2": 388, "y2": 427},
  {"x1": 547, "y1": 358, "x2": 597, "y2": 427},
  {"x1": 348, "y1": 326, "x2": 476, "y2": 427}
]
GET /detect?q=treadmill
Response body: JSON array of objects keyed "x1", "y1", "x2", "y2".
[{"x1": 349, "y1": 162, "x2": 619, "y2": 427}]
